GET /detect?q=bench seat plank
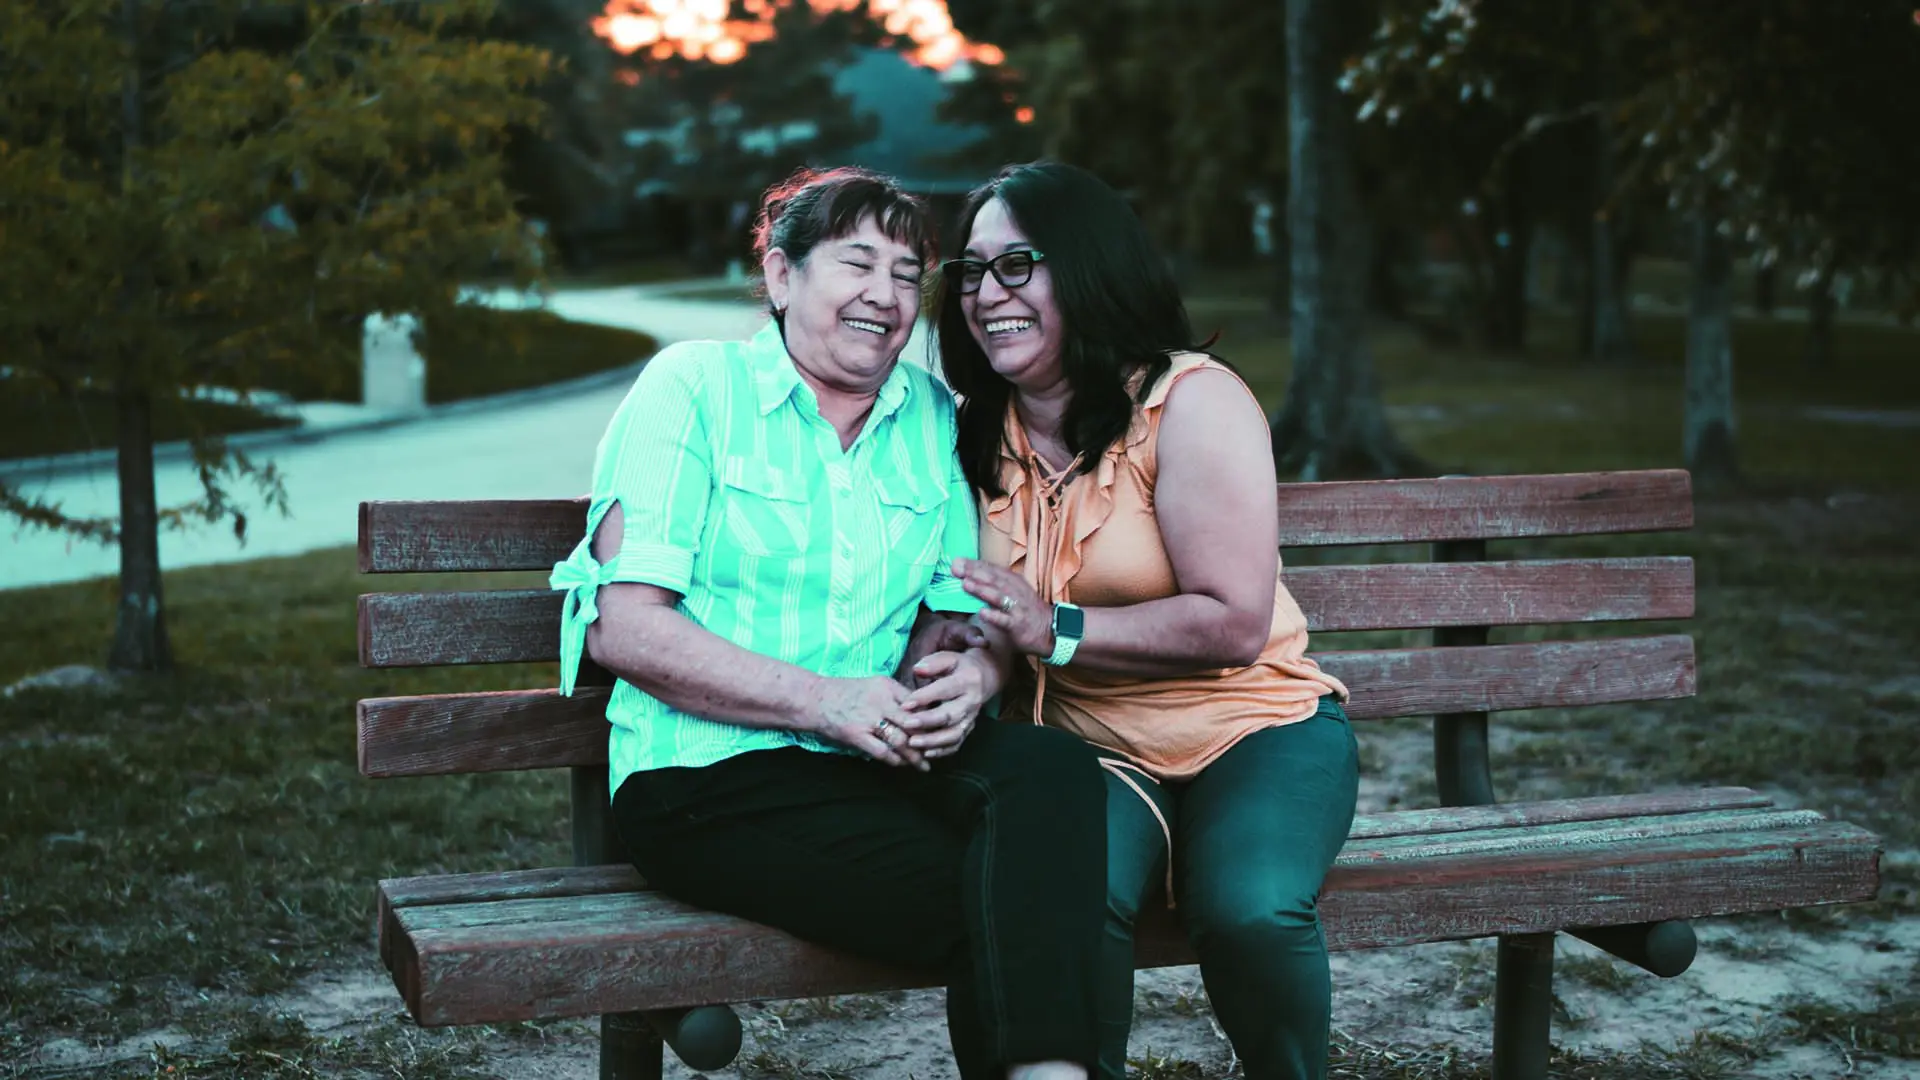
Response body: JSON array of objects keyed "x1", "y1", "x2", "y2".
[
  {"x1": 358, "y1": 557, "x2": 1695, "y2": 668},
  {"x1": 357, "y1": 471, "x2": 1693, "y2": 574},
  {"x1": 358, "y1": 635, "x2": 1696, "y2": 778},
  {"x1": 373, "y1": 788, "x2": 1775, "y2": 969},
  {"x1": 384, "y1": 807, "x2": 1878, "y2": 1026}
]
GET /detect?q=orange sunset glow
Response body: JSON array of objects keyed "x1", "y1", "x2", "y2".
[{"x1": 591, "y1": 0, "x2": 1004, "y2": 70}]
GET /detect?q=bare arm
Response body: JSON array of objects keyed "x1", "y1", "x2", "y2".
[
  {"x1": 960, "y1": 366, "x2": 1277, "y2": 677},
  {"x1": 585, "y1": 504, "x2": 928, "y2": 768}
]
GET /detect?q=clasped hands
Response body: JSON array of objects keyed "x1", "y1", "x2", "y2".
[
  {"x1": 804, "y1": 618, "x2": 994, "y2": 772},
  {"x1": 803, "y1": 559, "x2": 1053, "y2": 771}
]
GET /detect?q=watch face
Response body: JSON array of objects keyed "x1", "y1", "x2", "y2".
[{"x1": 1053, "y1": 603, "x2": 1086, "y2": 640}]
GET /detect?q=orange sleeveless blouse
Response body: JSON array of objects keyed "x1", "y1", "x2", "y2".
[{"x1": 980, "y1": 353, "x2": 1347, "y2": 783}]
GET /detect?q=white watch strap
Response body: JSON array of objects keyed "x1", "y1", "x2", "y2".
[{"x1": 1045, "y1": 630, "x2": 1080, "y2": 667}]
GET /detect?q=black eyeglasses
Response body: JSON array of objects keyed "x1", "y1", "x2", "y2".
[{"x1": 942, "y1": 250, "x2": 1047, "y2": 294}]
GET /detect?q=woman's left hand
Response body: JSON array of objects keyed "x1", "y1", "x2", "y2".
[
  {"x1": 900, "y1": 650, "x2": 997, "y2": 757},
  {"x1": 953, "y1": 557, "x2": 1053, "y2": 658}
]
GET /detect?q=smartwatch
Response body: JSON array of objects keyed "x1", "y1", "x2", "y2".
[{"x1": 1046, "y1": 602, "x2": 1084, "y2": 667}]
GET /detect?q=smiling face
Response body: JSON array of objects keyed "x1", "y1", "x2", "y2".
[
  {"x1": 764, "y1": 212, "x2": 922, "y2": 395},
  {"x1": 960, "y1": 197, "x2": 1065, "y2": 393}
]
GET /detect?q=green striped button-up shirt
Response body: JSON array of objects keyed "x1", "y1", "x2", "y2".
[{"x1": 551, "y1": 321, "x2": 984, "y2": 795}]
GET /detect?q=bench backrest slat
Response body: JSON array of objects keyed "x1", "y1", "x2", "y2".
[
  {"x1": 357, "y1": 470, "x2": 1692, "y2": 574},
  {"x1": 355, "y1": 468, "x2": 1698, "y2": 782},
  {"x1": 358, "y1": 556, "x2": 1694, "y2": 669},
  {"x1": 357, "y1": 634, "x2": 1695, "y2": 778}
]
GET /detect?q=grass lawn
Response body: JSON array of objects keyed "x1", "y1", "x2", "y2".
[
  {"x1": 656, "y1": 282, "x2": 763, "y2": 304},
  {"x1": 0, "y1": 309, "x2": 657, "y2": 461},
  {"x1": 415, "y1": 308, "x2": 656, "y2": 406},
  {"x1": 1191, "y1": 297, "x2": 1920, "y2": 492},
  {"x1": 2, "y1": 302, "x2": 1916, "y2": 1077}
]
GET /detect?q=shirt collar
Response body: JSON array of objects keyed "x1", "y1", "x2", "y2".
[
  {"x1": 749, "y1": 321, "x2": 805, "y2": 415},
  {"x1": 750, "y1": 319, "x2": 915, "y2": 422}
]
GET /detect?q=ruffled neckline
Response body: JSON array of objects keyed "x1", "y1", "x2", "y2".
[{"x1": 983, "y1": 354, "x2": 1206, "y2": 599}]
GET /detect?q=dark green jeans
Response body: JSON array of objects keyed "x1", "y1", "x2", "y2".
[{"x1": 1098, "y1": 697, "x2": 1360, "y2": 1080}]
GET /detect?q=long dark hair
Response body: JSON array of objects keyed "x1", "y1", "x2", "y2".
[{"x1": 936, "y1": 162, "x2": 1207, "y2": 499}]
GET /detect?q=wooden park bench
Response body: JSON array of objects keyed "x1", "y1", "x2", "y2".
[{"x1": 354, "y1": 468, "x2": 1882, "y2": 1080}]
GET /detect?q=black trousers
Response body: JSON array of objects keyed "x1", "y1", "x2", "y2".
[{"x1": 612, "y1": 719, "x2": 1108, "y2": 1076}]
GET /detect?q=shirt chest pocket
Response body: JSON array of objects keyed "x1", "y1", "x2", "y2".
[
  {"x1": 873, "y1": 474, "x2": 949, "y2": 567},
  {"x1": 720, "y1": 458, "x2": 811, "y2": 557}
]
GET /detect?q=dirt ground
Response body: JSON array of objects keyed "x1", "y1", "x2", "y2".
[
  {"x1": 9, "y1": 491, "x2": 1917, "y2": 1080},
  {"x1": 21, "y1": 711, "x2": 1916, "y2": 1080}
]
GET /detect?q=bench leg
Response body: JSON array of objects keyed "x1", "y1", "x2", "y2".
[
  {"x1": 600, "y1": 1011, "x2": 664, "y2": 1080},
  {"x1": 1491, "y1": 933, "x2": 1555, "y2": 1080}
]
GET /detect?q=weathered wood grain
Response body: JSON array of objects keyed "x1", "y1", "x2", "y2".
[
  {"x1": 1339, "y1": 808, "x2": 1826, "y2": 864},
  {"x1": 1328, "y1": 635, "x2": 1696, "y2": 723},
  {"x1": 1291, "y1": 557, "x2": 1694, "y2": 631},
  {"x1": 373, "y1": 785, "x2": 1777, "y2": 967},
  {"x1": 358, "y1": 687, "x2": 607, "y2": 778},
  {"x1": 360, "y1": 499, "x2": 590, "y2": 575},
  {"x1": 359, "y1": 589, "x2": 557, "y2": 668},
  {"x1": 1272, "y1": 470, "x2": 1693, "y2": 547},
  {"x1": 386, "y1": 818, "x2": 1878, "y2": 1026},
  {"x1": 393, "y1": 811, "x2": 1828, "y2": 940},
  {"x1": 358, "y1": 558, "x2": 1695, "y2": 669},
  {"x1": 356, "y1": 470, "x2": 1693, "y2": 574},
  {"x1": 378, "y1": 865, "x2": 645, "y2": 972},
  {"x1": 372, "y1": 787, "x2": 1773, "y2": 967},
  {"x1": 385, "y1": 864, "x2": 647, "y2": 911},
  {"x1": 1346, "y1": 787, "x2": 1771, "y2": 840},
  {"x1": 357, "y1": 635, "x2": 1696, "y2": 778}
]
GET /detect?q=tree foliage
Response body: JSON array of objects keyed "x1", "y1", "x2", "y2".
[
  {"x1": 947, "y1": 0, "x2": 1421, "y2": 477},
  {"x1": 1352, "y1": 0, "x2": 1920, "y2": 315},
  {"x1": 0, "y1": 0, "x2": 551, "y2": 668},
  {"x1": 607, "y1": 3, "x2": 883, "y2": 266},
  {"x1": 948, "y1": 0, "x2": 1286, "y2": 258},
  {"x1": 491, "y1": 0, "x2": 630, "y2": 265},
  {"x1": 1350, "y1": 0, "x2": 1920, "y2": 482}
]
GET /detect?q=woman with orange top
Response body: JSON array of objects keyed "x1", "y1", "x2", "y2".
[{"x1": 930, "y1": 162, "x2": 1361, "y2": 1080}]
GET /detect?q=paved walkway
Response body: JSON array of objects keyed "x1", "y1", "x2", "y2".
[{"x1": 0, "y1": 282, "x2": 874, "y2": 592}]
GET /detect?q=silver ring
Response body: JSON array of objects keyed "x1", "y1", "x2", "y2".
[{"x1": 999, "y1": 595, "x2": 1016, "y2": 612}]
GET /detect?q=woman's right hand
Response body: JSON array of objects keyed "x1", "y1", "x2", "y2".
[{"x1": 803, "y1": 675, "x2": 931, "y2": 771}]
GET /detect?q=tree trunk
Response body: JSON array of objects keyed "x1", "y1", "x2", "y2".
[
  {"x1": 108, "y1": 0, "x2": 172, "y2": 673},
  {"x1": 1573, "y1": 224, "x2": 1596, "y2": 355},
  {"x1": 1805, "y1": 262, "x2": 1836, "y2": 367},
  {"x1": 1587, "y1": 2, "x2": 1634, "y2": 362},
  {"x1": 1684, "y1": 214, "x2": 1739, "y2": 489},
  {"x1": 1471, "y1": 137, "x2": 1533, "y2": 353},
  {"x1": 1270, "y1": 0, "x2": 1425, "y2": 480},
  {"x1": 1268, "y1": 214, "x2": 1293, "y2": 322},
  {"x1": 110, "y1": 386, "x2": 173, "y2": 672},
  {"x1": 1480, "y1": 205, "x2": 1531, "y2": 352},
  {"x1": 1753, "y1": 262, "x2": 1778, "y2": 316},
  {"x1": 686, "y1": 198, "x2": 719, "y2": 274},
  {"x1": 1368, "y1": 222, "x2": 1410, "y2": 321},
  {"x1": 1545, "y1": 226, "x2": 1580, "y2": 307},
  {"x1": 1589, "y1": 210, "x2": 1634, "y2": 360}
]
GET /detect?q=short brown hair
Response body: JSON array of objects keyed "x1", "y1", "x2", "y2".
[{"x1": 752, "y1": 166, "x2": 936, "y2": 279}]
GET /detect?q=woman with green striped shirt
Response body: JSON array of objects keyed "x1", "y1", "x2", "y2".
[{"x1": 550, "y1": 167, "x2": 1107, "y2": 1080}]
